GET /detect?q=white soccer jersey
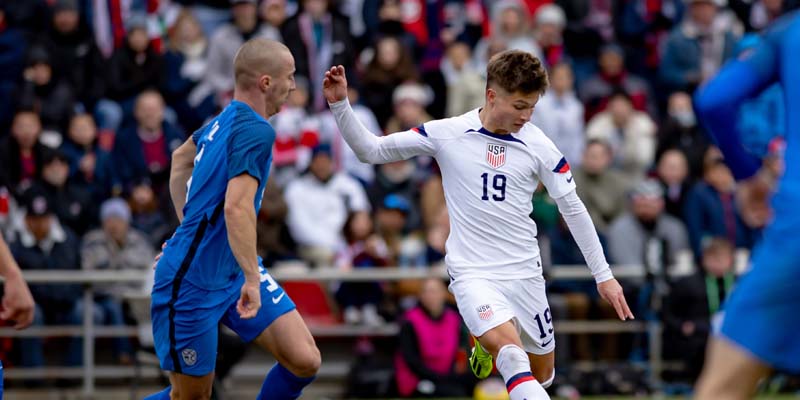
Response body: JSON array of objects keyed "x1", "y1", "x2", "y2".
[
  {"x1": 330, "y1": 101, "x2": 611, "y2": 283},
  {"x1": 417, "y1": 109, "x2": 575, "y2": 280}
]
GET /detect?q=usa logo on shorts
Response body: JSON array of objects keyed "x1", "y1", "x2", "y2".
[
  {"x1": 486, "y1": 143, "x2": 506, "y2": 169},
  {"x1": 476, "y1": 304, "x2": 494, "y2": 321}
]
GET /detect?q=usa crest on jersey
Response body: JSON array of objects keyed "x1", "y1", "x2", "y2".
[{"x1": 486, "y1": 143, "x2": 506, "y2": 168}]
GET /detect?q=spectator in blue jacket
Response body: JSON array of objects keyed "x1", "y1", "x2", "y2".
[
  {"x1": 60, "y1": 113, "x2": 117, "y2": 201},
  {"x1": 683, "y1": 149, "x2": 757, "y2": 258},
  {"x1": 160, "y1": 10, "x2": 215, "y2": 133},
  {"x1": 112, "y1": 90, "x2": 184, "y2": 193},
  {"x1": 659, "y1": 0, "x2": 738, "y2": 93}
]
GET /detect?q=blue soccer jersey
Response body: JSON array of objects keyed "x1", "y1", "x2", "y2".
[
  {"x1": 151, "y1": 100, "x2": 296, "y2": 376},
  {"x1": 157, "y1": 100, "x2": 274, "y2": 290},
  {"x1": 694, "y1": 11, "x2": 800, "y2": 373}
]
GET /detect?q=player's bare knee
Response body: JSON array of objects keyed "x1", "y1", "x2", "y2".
[{"x1": 288, "y1": 345, "x2": 321, "y2": 377}]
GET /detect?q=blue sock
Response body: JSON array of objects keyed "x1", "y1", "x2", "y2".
[
  {"x1": 257, "y1": 363, "x2": 315, "y2": 400},
  {"x1": 143, "y1": 386, "x2": 171, "y2": 400}
]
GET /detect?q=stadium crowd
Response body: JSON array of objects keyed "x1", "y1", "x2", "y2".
[{"x1": 0, "y1": 0, "x2": 794, "y2": 396}]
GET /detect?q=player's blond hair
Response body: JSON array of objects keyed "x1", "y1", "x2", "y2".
[{"x1": 486, "y1": 50, "x2": 549, "y2": 95}]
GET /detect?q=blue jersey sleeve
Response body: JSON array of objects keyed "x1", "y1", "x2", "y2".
[
  {"x1": 693, "y1": 15, "x2": 794, "y2": 179},
  {"x1": 226, "y1": 119, "x2": 275, "y2": 183}
]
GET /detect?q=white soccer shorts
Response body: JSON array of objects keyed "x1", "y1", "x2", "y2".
[{"x1": 449, "y1": 275, "x2": 556, "y2": 355}]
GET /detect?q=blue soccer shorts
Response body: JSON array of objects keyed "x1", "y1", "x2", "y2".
[
  {"x1": 720, "y1": 218, "x2": 800, "y2": 373},
  {"x1": 151, "y1": 263, "x2": 296, "y2": 376}
]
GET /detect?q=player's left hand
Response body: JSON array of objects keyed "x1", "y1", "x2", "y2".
[
  {"x1": 323, "y1": 65, "x2": 348, "y2": 104},
  {"x1": 153, "y1": 242, "x2": 166, "y2": 270},
  {"x1": 1, "y1": 275, "x2": 36, "y2": 330},
  {"x1": 597, "y1": 278, "x2": 634, "y2": 321},
  {"x1": 236, "y1": 279, "x2": 261, "y2": 319}
]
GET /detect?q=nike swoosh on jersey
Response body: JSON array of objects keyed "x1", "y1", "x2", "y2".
[
  {"x1": 566, "y1": 175, "x2": 573, "y2": 183},
  {"x1": 272, "y1": 292, "x2": 286, "y2": 304},
  {"x1": 542, "y1": 338, "x2": 554, "y2": 347}
]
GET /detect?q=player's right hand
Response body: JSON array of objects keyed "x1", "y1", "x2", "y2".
[
  {"x1": 323, "y1": 65, "x2": 348, "y2": 104},
  {"x1": 1, "y1": 275, "x2": 35, "y2": 330},
  {"x1": 236, "y1": 279, "x2": 261, "y2": 319}
]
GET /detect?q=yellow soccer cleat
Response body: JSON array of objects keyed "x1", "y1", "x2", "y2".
[{"x1": 469, "y1": 338, "x2": 493, "y2": 379}]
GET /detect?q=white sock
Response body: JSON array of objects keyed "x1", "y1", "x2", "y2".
[{"x1": 496, "y1": 344, "x2": 550, "y2": 400}]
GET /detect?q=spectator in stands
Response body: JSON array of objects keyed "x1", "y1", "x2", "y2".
[
  {"x1": 0, "y1": 110, "x2": 48, "y2": 191},
  {"x1": 335, "y1": 211, "x2": 389, "y2": 326},
  {"x1": 315, "y1": 86, "x2": 382, "y2": 185},
  {"x1": 662, "y1": 237, "x2": 736, "y2": 381},
  {"x1": 260, "y1": 0, "x2": 289, "y2": 29},
  {"x1": 375, "y1": 194, "x2": 426, "y2": 268},
  {"x1": 368, "y1": 154, "x2": 426, "y2": 234},
  {"x1": 659, "y1": 0, "x2": 738, "y2": 93},
  {"x1": 737, "y1": 0, "x2": 788, "y2": 31},
  {"x1": 10, "y1": 186, "x2": 81, "y2": 368},
  {"x1": 203, "y1": 0, "x2": 280, "y2": 107},
  {"x1": 182, "y1": 0, "x2": 235, "y2": 39},
  {"x1": 532, "y1": 62, "x2": 585, "y2": 166},
  {"x1": 684, "y1": 148, "x2": 757, "y2": 257},
  {"x1": 16, "y1": 44, "x2": 75, "y2": 145},
  {"x1": 285, "y1": 143, "x2": 371, "y2": 267},
  {"x1": 534, "y1": 4, "x2": 570, "y2": 68},
  {"x1": 361, "y1": 0, "x2": 418, "y2": 52},
  {"x1": 270, "y1": 76, "x2": 318, "y2": 186},
  {"x1": 395, "y1": 277, "x2": 472, "y2": 397},
  {"x1": 656, "y1": 91, "x2": 710, "y2": 180},
  {"x1": 60, "y1": 113, "x2": 116, "y2": 201},
  {"x1": 256, "y1": 177, "x2": 296, "y2": 266},
  {"x1": 38, "y1": 149, "x2": 96, "y2": 236},
  {"x1": 473, "y1": 0, "x2": 542, "y2": 69},
  {"x1": 0, "y1": 6, "x2": 28, "y2": 132},
  {"x1": 281, "y1": 0, "x2": 355, "y2": 112},
  {"x1": 360, "y1": 35, "x2": 418, "y2": 129},
  {"x1": 106, "y1": 13, "x2": 164, "y2": 124},
  {"x1": 36, "y1": 0, "x2": 105, "y2": 117},
  {"x1": 580, "y1": 43, "x2": 656, "y2": 121},
  {"x1": 128, "y1": 180, "x2": 172, "y2": 247},
  {"x1": 112, "y1": 90, "x2": 184, "y2": 192},
  {"x1": 386, "y1": 82, "x2": 433, "y2": 133},
  {"x1": 656, "y1": 149, "x2": 692, "y2": 220},
  {"x1": 161, "y1": 10, "x2": 215, "y2": 133},
  {"x1": 79, "y1": 198, "x2": 154, "y2": 364},
  {"x1": 615, "y1": 0, "x2": 684, "y2": 81},
  {"x1": 443, "y1": 41, "x2": 484, "y2": 118},
  {"x1": 607, "y1": 178, "x2": 690, "y2": 276},
  {"x1": 586, "y1": 90, "x2": 656, "y2": 178},
  {"x1": 572, "y1": 139, "x2": 629, "y2": 233}
]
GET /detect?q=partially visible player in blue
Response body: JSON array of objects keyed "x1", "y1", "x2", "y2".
[
  {"x1": 693, "y1": 11, "x2": 800, "y2": 400},
  {"x1": 145, "y1": 38, "x2": 320, "y2": 400}
]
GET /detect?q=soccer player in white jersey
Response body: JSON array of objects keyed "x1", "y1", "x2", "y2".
[{"x1": 323, "y1": 50, "x2": 634, "y2": 400}]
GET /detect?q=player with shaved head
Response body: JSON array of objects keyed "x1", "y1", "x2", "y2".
[{"x1": 146, "y1": 38, "x2": 320, "y2": 400}]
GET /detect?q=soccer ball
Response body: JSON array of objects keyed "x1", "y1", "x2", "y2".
[{"x1": 473, "y1": 377, "x2": 509, "y2": 400}]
